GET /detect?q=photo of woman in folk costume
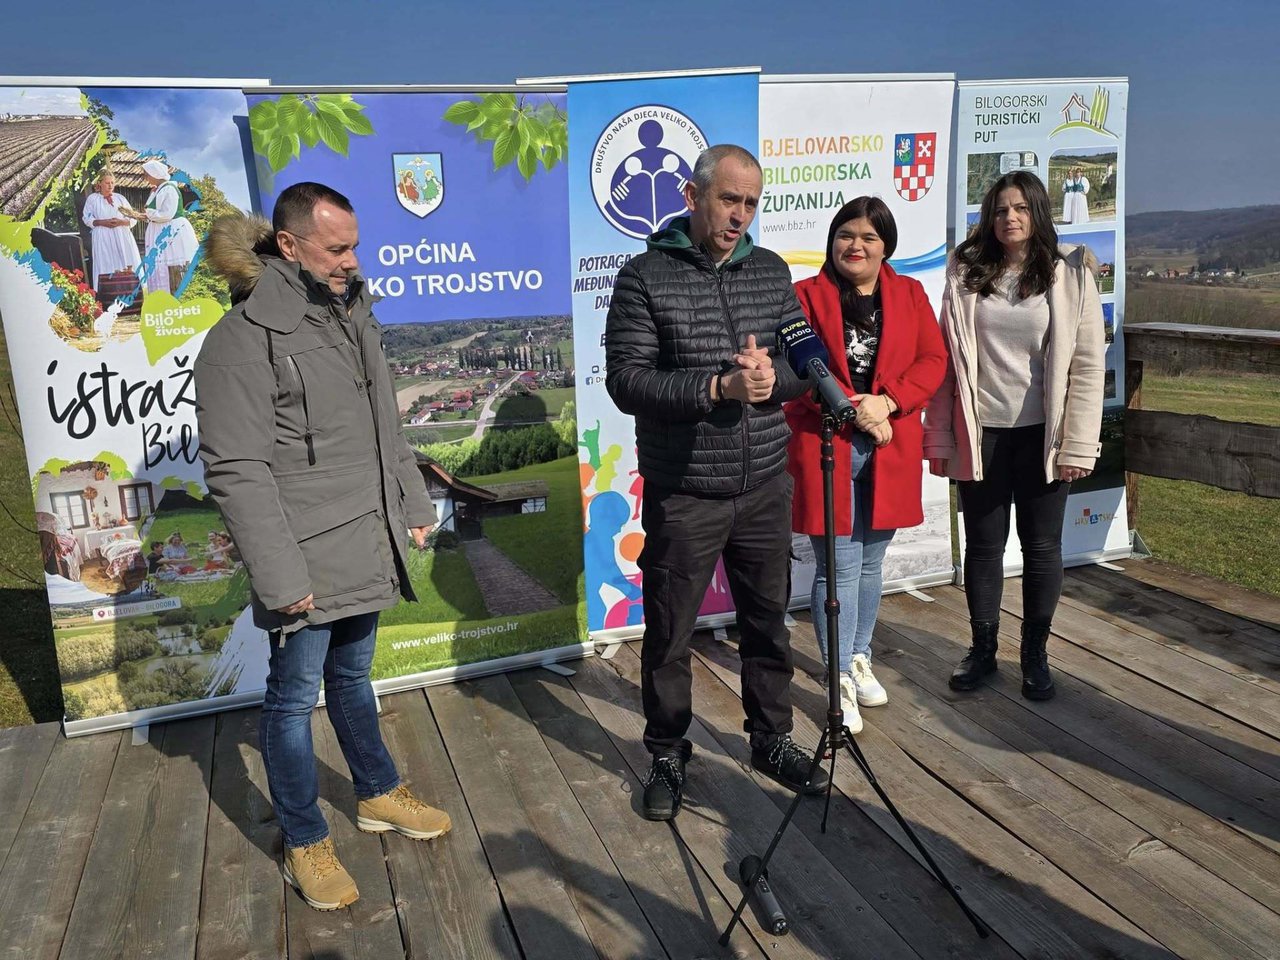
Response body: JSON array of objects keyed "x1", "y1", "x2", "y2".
[
  {"x1": 81, "y1": 171, "x2": 141, "y2": 291},
  {"x1": 1061, "y1": 165, "x2": 1090, "y2": 224},
  {"x1": 140, "y1": 158, "x2": 200, "y2": 294}
]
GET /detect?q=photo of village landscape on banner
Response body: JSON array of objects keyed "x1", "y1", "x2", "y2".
[
  {"x1": 245, "y1": 86, "x2": 585, "y2": 694},
  {"x1": 0, "y1": 81, "x2": 264, "y2": 732}
]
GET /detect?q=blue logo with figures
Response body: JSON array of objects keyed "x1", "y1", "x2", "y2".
[{"x1": 591, "y1": 106, "x2": 707, "y2": 239}]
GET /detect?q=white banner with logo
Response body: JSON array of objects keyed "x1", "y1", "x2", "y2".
[
  {"x1": 758, "y1": 75, "x2": 956, "y2": 600},
  {"x1": 955, "y1": 78, "x2": 1131, "y2": 572},
  {"x1": 551, "y1": 69, "x2": 761, "y2": 639}
]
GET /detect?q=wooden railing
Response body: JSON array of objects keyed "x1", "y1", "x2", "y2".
[{"x1": 1125, "y1": 323, "x2": 1280, "y2": 527}]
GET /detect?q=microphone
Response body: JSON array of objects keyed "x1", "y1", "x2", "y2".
[
  {"x1": 739, "y1": 856, "x2": 788, "y2": 936},
  {"x1": 776, "y1": 317, "x2": 855, "y2": 424}
]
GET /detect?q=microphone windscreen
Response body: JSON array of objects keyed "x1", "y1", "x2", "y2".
[{"x1": 776, "y1": 317, "x2": 829, "y2": 377}]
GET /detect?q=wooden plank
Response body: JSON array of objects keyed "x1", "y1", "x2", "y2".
[
  {"x1": 1120, "y1": 558, "x2": 1280, "y2": 632},
  {"x1": 285, "y1": 704, "x2": 405, "y2": 959},
  {"x1": 59, "y1": 717, "x2": 215, "y2": 960},
  {"x1": 1067, "y1": 564, "x2": 1280, "y2": 671},
  {"x1": 687, "y1": 637, "x2": 1175, "y2": 960},
  {"x1": 569, "y1": 647, "x2": 921, "y2": 960},
  {"x1": 929, "y1": 586, "x2": 1280, "y2": 855},
  {"x1": 428, "y1": 674, "x2": 643, "y2": 960},
  {"x1": 1012, "y1": 572, "x2": 1280, "y2": 742},
  {"x1": 507, "y1": 666, "x2": 767, "y2": 960},
  {"x1": 874, "y1": 593, "x2": 1280, "y2": 920},
  {"x1": 1126, "y1": 409, "x2": 1280, "y2": 497},
  {"x1": 1124, "y1": 323, "x2": 1280, "y2": 376},
  {"x1": 195, "y1": 709, "x2": 285, "y2": 960},
  {"x1": 375, "y1": 690, "x2": 522, "y2": 960},
  {"x1": 0, "y1": 731, "x2": 118, "y2": 960},
  {"x1": 669, "y1": 638, "x2": 1023, "y2": 960},
  {"x1": 819, "y1": 621, "x2": 1280, "y2": 959},
  {"x1": 0, "y1": 722, "x2": 58, "y2": 870}
]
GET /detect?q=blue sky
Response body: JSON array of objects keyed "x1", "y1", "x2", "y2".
[{"x1": 3, "y1": 0, "x2": 1275, "y2": 213}]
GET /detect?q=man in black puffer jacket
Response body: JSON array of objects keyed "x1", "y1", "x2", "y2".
[{"x1": 606, "y1": 144, "x2": 829, "y2": 820}]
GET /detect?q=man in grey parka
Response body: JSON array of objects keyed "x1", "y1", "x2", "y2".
[{"x1": 195, "y1": 182, "x2": 450, "y2": 912}]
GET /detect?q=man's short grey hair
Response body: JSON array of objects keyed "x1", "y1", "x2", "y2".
[{"x1": 690, "y1": 144, "x2": 762, "y2": 194}]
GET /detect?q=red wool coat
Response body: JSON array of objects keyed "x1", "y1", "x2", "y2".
[{"x1": 785, "y1": 264, "x2": 947, "y2": 534}]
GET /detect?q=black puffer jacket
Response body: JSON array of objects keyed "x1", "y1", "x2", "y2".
[{"x1": 605, "y1": 218, "x2": 804, "y2": 496}]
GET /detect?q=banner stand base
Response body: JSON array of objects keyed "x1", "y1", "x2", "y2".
[
  {"x1": 1130, "y1": 529, "x2": 1153, "y2": 559},
  {"x1": 905, "y1": 589, "x2": 937, "y2": 603}
]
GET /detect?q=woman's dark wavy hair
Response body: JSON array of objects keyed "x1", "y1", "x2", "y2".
[
  {"x1": 955, "y1": 171, "x2": 1059, "y2": 299},
  {"x1": 823, "y1": 196, "x2": 898, "y2": 334}
]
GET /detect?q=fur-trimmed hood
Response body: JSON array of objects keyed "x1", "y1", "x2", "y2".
[{"x1": 205, "y1": 211, "x2": 279, "y2": 303}]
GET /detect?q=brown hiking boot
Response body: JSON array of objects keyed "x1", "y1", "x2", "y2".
[
  {"x1": 357, "y1": 784, "x2": 452, "y2": 840},
  {"x1": 282, "y1": 837, "x2": 359, "y2": 911}
]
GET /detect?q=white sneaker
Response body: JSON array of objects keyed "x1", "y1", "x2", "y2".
[
  {"x1": 850, "y1": 654, "x2": 888, "y2": 707},
  {"x1": 839, "y1": 675, "x2": 864, "y2": 734}
]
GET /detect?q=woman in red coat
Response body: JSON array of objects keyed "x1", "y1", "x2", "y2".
[{"x1": 785, "y1": 197, "x2": 947, "y2": 732}]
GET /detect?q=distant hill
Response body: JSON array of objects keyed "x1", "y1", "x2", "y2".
[{"x1": 1127, "y1": 205, "x2": 1280, "y2": 270}]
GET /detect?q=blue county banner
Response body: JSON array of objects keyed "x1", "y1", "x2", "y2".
[
  {"x1": 0, "y1": 79, "x2": 265, "y2": 734},
  {"x1": 955, "y1": 78, "x2": 1131, "y2": 569},
  {"x1": 758, "y1": 74, "x2": 956, "y2": 599},
  {"x1": 244, "y1": 87, "x2": 588, "y2": 689},
  {"x1": 553, "y1": 69, "x2": 760, "y2": 638}
]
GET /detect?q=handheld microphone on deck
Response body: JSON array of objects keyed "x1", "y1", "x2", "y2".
[
  {"x1": 739, "y1": 856, "x2": 788, "y2": 936},
  {"x1": 776, "y1": 317, "x2": 855, "y2": 425}
]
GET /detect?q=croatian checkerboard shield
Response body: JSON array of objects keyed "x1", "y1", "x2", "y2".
[{"x1": 892, "y1": 133, "x2": 936, "y2": 202}]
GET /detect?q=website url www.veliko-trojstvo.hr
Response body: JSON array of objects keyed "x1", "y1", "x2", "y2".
[{"x1": 388, "y1": 621, "x2": 520, "y2": 651}]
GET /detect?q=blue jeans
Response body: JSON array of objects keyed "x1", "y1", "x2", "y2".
[
  {"x1": 809, "y1": 432, "x2": 896, "y2": 672},
  {"x1": 260, "y1": 612, "x2": 401, "y2": 847}
]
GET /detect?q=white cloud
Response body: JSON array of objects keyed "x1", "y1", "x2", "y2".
[
  {"x1": 100, "y1": 88, "x2": 253, "y2": 209},
  {"x1": 0, "y1": 86, "x2": 86, "y2": 117}
]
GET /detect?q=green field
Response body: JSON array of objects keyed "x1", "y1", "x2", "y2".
[
  {"x1": 494, "y1": 387, "x2": 575, "y2": 423},
  {"x1": 0, "y1": 327, "x2": 61, "y2": 728},
  {"x1": 379, "y1": 542, "x2": 489, "y2": 625},
  {"x1": 467, "y1": 456, "x2": 584, "y2": 605},
  {"x1": 405, "y1": 423, "x2": 475, "y2": 444},
  {"x1": 1132, "y1": 371, "x2": 1280, "y2": 594}
]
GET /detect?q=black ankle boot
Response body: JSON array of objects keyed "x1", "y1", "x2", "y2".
[
  {"x1": 949, "y1": 619, "x2": 1000, "y2": 691},
  {"x1": 1020, "y1": 621, "x2": 1056, "y2": 701}
]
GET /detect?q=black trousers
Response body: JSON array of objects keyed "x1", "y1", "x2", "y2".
[
  {"x1": 958, "y1": 423, "x2": 1071, "y2": 626},
  {"x1": 639, "y1": 471, "x2": 794, "y2": 755}
]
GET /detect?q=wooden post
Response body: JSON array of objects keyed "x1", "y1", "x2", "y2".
[{"x1": 1124, "y1": 355, "x2": 1143, "y2": 531}]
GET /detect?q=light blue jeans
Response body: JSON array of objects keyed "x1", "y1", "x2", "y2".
[{"x1": 809, "y1": 431, "x2": 896, "y2": 672}]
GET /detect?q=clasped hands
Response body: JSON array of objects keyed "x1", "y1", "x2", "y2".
[
  {"x1": 851, "y1": 392, "x2": 895, "y2": 447},
  {"x1": 712, "y1": 335, "x2": 776, "y2": 404}
]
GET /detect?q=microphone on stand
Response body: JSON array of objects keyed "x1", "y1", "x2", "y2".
[
  {"x1": 776, "y1": 317, "x2": 855, "y2": 425},
  {"x1": 739, "y1": 855, "x2": 788, "y2": 935}
]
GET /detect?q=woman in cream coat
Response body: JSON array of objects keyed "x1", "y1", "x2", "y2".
[{"x1": 925, "y1": 171, "x2": 1104, "y2": 701}]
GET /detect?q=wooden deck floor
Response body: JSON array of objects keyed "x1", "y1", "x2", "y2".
[{"x1": 1, "y1": 559, "x2": 1279, "y2": 959}]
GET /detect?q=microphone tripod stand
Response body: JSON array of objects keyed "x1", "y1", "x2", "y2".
[{"x1": 720, "y1": 407, "x2": 988, "y2": 946}]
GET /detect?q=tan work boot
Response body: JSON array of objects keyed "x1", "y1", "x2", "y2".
[
  {"x1": 357, "y1": 784, "x2": 452, "y2": 840},
  {"x1": 282, "y1": 837, "x2": 359, "y2": 911}
]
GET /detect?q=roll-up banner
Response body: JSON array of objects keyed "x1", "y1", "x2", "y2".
[
  {"x1": 243, "y1": 85, "x2": 590, "y2": 696},
  {"x1": 539, "y1": 68, "x2": 761, "y2": 640},
  {"x1": 758, "y1": 74, "x2": 956, "y2": 604},
  {"x1": 955, "y1": 79, "x2": 1131, "y2": 574},
  {"x1": 0, "y1": 77, "x2": 265, "y2": 735}
]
